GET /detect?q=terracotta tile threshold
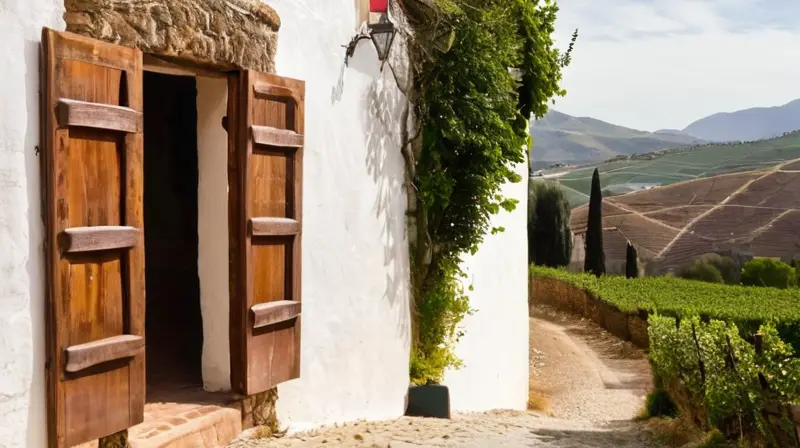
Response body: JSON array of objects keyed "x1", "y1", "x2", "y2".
[{"x1": 76, "y1": 387, "x2": 243, "y2": 448}]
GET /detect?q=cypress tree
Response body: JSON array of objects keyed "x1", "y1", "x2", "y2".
[
  {"x1": 528, "y1": 182, "x2": 572, "y2": 267},
  {"x1": 584, "y1": 168, "x2": 605, "y2": 277},
  {"x1": 625, "y1": 243, "x2": 639, "y2": 279}
]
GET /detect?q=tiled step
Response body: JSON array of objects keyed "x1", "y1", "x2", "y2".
[
  {"x1": 74, "y1": 389, "x2": 244, "y2": 448},
  {"x1": 129, "y1": 401, "x2": 242, "y2": 448}
]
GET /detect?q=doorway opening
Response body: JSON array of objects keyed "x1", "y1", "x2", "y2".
[{"x1": 143, "y1": 71, "x2": 203, "y2": 398}]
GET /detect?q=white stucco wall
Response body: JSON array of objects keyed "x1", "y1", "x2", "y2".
[
  {"x1": 0, "y1": 2, "x2": 64, "y2": 447},
  {"x1": 1, "y1": 0, "x2": 529, "y2": 444},
  {"x1": 264, "y1": 0, "x2": 413, "y2": 431},
  {"x1": 443, "y1": 161, "x2": 530, "y2": 412},
  {"x1": 196, "y1": 77, "x2": 232, "y2": 392}
]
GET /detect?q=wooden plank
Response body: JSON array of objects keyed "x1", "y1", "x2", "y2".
[
  {"x1": 247, "y1": 72, "x2": 305, "y2": 395},
  {"x1": 122, "y1": 61, "x2": 146, "y2": 425},
  {"x1": 42, "y1": 27, "x2": 145, "y2": 448},
  {"x1": 230, "y1": 71, "x2": 306, "y2": 396},
  {"x1": 228, "y1": 70, "x2": 248, "y2": 394},
  {"x1": 251, "y1": 301, "x2": 302, "y2": 329},
  {"x1": 253, "y1": 83, "x2": 300, "y2": 103},
  {"x1": 59, "y1": 226, "x2": 139, "y2": 253},
  {"x1": 249, "y1": 217, "x2": 300, "y2": 236},
  {"x1": 49, "y1": 29, "x2": 140, "y2": 74},
  {"x1": 64, "y1": 335, "x2": 144, "y2": 373},
  {"x1": 143, "y1": 54, "x2": 227, "y2": 79},
  {"x1": 57, "y1": 98, "x2": 141, "y2": 133},
  {"x1": 251, "y1": 125, "x2": 304, "y2": 148}
]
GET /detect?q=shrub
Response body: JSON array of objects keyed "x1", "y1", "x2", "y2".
[
  {"x1": 625, "y1": 243, "x2": 638, "y2": 279},
  {"x1": 644, "y1": 389, "x2": 678, "y2": 418},
  {"x1": 528, "y1": 181, "x2": 572, "y2": 268},
  {"x1": 680, "y1": 260, "x2": 724, "y2": 284},
  {"x1": 741, "y1": 258, "x2": 796, "y2": 289},
  {"x1": 699, "y1": 253, "x2": 740, "y2": 285}
]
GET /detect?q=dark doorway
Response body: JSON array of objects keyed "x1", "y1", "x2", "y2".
[{"x1": 143, "y1": 72, "x2": 203, "y2": 396}]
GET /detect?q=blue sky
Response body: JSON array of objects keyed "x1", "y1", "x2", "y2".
[{"x1": 550, "y1": 0, "x2": 800, "y2": 131}]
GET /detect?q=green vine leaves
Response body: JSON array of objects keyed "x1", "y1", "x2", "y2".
[
  {"x1": 396, "y1": 0, "x2": 577, "y2": 384},
  {"x1": 649, "y1": 314, "x2": 800, "y2": 441}
]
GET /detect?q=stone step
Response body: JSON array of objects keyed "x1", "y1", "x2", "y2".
[
  {"x1": 74, "y1": 391, "x2": 245, "y2": 448},
  {"x1": 129, "y1": 402, "x2": 242, "y2": 448}
]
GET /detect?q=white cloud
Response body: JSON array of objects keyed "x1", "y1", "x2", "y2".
[{"x1": 550, "y1": 0, "x2": 800, "y2": 131}]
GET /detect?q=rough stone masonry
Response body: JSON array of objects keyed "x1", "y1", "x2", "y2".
[{"x1": 64, "y1": 0, "x2": 280, "y2": 72}]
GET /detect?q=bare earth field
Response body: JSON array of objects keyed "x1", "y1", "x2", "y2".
[
  {"x1": 548, "y1": 130, "x2": 800, "y2": 208},
  {"x1": 570, "y1": 159, "x2": 800, "y2": 268}
]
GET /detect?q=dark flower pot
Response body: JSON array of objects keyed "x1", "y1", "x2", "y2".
[{"x1": 404, "y1": 384, "x2": 450, "y2": 419}]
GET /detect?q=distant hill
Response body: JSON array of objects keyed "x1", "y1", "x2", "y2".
[
  {"x1": 569, "y1": 162, "x2": 800, "y2": 270},
  {"x1": 539, "y1": 130, "x2": 800, "y2": 208},
  {"x1": 682, "y1": 98, "x2": 800, "y2": 142},
  {"x1": 530, "y1": 110, "x2": 706, "y2": 163}
]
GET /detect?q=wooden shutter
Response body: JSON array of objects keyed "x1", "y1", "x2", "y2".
[
  {"x1": 41, "y1": 28, "x2": 145, "y2": 447},
  {"x1": 228, "y1": 71, "x2": 305, "y2": 395}
]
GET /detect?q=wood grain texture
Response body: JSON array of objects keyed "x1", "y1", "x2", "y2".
[
  {"x1": 249, "y1": 217, "x2": 300, "y2": 236},
  {"x1": 59, "y1": 226, "x2": 139, "y2": 253},
  {"x1": 65, "y1": 335, "x2": 145, "y2": 373},
  {"x1": 229, "y1": 70, "x2": 305, "y2": 396},
  {"x1": 251, "y1": 125, "x2": 304, "y2": 148},
  {"x1": 253, "y1": 83, "x2": 301, "y2": 104},
  {"x1": 42, "y1": 27, "x2": 145, "y2": 448},
  {"x1": 57, "y1": 98, "x2": 141, "y2": 133},
  {"x1": 251, "y1": 301, "x2": 302, "y2": 329},
  {"x1": 143, "y1": 54, "x2": 227, "y2": 79}
]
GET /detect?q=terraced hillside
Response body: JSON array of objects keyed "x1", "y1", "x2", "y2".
[
  {"x1": 570, "y1": 159, "x2": 800, "y2": 270},
  {"x1": 544, "y1": 131, "x2": 800, "y2": 208}
]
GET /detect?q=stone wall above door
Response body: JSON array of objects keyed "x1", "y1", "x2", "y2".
[{"x1": 64, "y1": 0, "x2": 280, "y2": 72}]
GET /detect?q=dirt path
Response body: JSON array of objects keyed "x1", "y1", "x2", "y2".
[
  {"x1": 530, "y1": 305, "x2": 653, "y2": 422},
  {"x1": 229, "y1": 412, "x2": 658, "y2": 447},
  {"x1": 228, "y1": 306, "x2": 659, "y2": 447}
]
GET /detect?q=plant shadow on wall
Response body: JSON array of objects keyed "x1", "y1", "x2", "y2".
[
  {"x1": 344, "y1": 35, "x2": 413, "y2": 342},
  {"x1": 392, "y1": 0, "x2": 578, "y2": 385}
]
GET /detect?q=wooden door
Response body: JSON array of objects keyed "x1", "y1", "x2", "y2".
[
  {"x1": 41, "y1": 28, "x2": 145, "y2": 447},
  {"x1": 228, "y1": 70, "x2": 305, "y2": 395}
]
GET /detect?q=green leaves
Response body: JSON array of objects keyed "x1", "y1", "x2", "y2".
[
  {"x1": 649, "y1": 316, "x2": 800, "y2": 442},
  {"x1": 530, "y1": 266, "x2": 800, "y2": 327},
  {"x1": 408, "y1": 0, "x2": 574, "y2": 384}
]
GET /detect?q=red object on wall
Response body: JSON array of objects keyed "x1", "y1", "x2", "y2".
[{"x1": 370, "y1": 0, "x2": 388, "y2": 12}]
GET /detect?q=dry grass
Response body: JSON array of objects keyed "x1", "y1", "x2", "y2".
[
  {"x1": 251, "y1": 424, "x2": 288, "y2": 440},
  {"x1": 644, "y1": 417, "x2": 704, "y2": 447},
  {"x1": 527, "y1": 387, "x2": 551, "y2": 413},
  {"x1": 642, "y1": 417, "x2": 740, "y2": 447}
]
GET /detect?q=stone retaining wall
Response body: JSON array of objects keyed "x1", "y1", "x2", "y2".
[
  {"x1": 530, "y1": 275, "x2": 800, "y2": 443},
  {"x1": 529, "y1": 276, "x2": 650, "y2": 349}
]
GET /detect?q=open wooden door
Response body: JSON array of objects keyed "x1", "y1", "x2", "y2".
[
  {"x1": 41, "y1": 28, "x2": 145, "y2": 447},
  {"x1": 228, "y1": 70, "x2": 305, "y2": 395}
]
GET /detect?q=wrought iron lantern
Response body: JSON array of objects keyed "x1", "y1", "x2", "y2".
[
  {"x1": 343, "y1": 0, "x2": 397, "y2": 68},
  {"x1": 368, "y1": 16, "x2": 396, "y2": 63}
]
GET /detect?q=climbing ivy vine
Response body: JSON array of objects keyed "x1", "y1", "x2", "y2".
[{"x1": 395, "y1": 0, "x2": 577, "y2": 384}]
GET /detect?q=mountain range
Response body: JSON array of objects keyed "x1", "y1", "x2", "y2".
[
  {"x1": 530, "y1": 98, "x2": 800, "y2": 164},
  {"x1": 681, "y1": 98, "x2": 800, "y2": 142}
]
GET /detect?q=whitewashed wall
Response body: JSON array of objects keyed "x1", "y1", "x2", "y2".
[
  {"x1": 196, "y1": 77, "x2": 233, "y2": 392},
  {"x1": 0, "y1": 0, "x2": 529, "y2": 444},
  {"x1": 264, "y1": 0, "x2": 412, "y2": 431},
  {"x1": 0, "y1": 1, "x2": 64, "y2": 447},
  {"x1": 444, "y1": 161, "x2": 530, "y2": 412}
]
